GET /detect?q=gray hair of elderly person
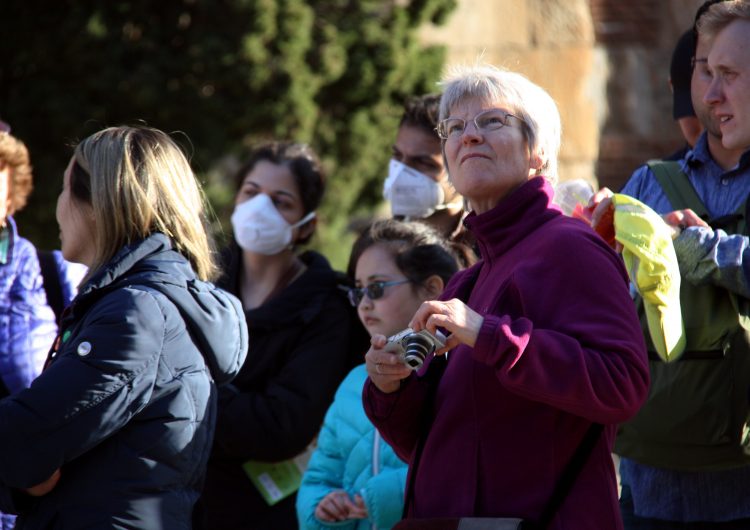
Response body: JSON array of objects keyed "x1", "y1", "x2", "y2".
[
  {"x1": 697, "y1": 0, "x2": 750, "y2": 38},
  {"x1": 438, "y1": 64, "x2": 562, "y2": 184}
]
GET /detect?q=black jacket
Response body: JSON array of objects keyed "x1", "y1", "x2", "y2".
[
  {"x1": 0, "y1": 233, "x2": 248, "y2": 529},
  {"x1": 195, "y1": 247, "x2": 361, "y2": 529}
]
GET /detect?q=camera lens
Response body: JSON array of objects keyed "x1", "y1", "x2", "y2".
[{"x1": 403, "y1": 334, "x2": 435, "y2": 369}]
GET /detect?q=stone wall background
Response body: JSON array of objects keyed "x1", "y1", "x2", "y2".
[{"x1": 421, "y1": 0, "x2": 705, "y2": 190}]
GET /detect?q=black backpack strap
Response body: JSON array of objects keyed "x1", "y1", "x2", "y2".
[
  {"x1": 647, "y1": 160, "x2": 709, "y2": 219},
  {"x1": 534, "y1": 423, "x2": 603, "y2": 529},
  {"x1": 37, "y1": 250, "x2": 64, "y2": 323}
]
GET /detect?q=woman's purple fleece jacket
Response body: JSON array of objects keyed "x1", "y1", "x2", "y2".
[{"x1": 364, "y1": 177, "x2": 649, "y2": 530}]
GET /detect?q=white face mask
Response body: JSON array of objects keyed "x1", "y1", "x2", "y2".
[
  {"x1": 383, "y1": 159, "x2": 448, "y2": 218},
  {"x1": 231, "y1": 193, "x2": 315, "y2": 255}
]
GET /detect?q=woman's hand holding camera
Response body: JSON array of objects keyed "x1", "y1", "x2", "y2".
[
  {"x1": 409, "y1": 298, "x2": 483, "y2": 354},
  {"x1": 366, "y1": 298, "x2": 485, "y2": 392},
  {"x1": 365, "y1": 335, "x2": 413, "y2": 394}
]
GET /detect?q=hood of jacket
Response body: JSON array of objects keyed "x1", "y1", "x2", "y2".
[{"x1": 70, "y1": 233, "x2": 248, "y2": 385}]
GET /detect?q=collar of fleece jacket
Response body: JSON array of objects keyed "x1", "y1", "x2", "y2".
[{"x1": 464, "y1": 176, "x2": 560, "y2": 262}]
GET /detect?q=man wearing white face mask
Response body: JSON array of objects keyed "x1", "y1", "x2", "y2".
[{"x1": 383, "y1": 94, "x2": 475, "y2": 266}]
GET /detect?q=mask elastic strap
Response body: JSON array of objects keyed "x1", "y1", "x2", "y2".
[
  {"x1": 433, "y1": 200, "x2": 464, "y2": 212},
  {"x1": 292, "y1": 211, "x2": 316, "y2": 228}
]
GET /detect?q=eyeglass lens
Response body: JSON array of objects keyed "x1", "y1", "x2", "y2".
[
  {"x1": 348, "y1": 280, "x2": 409, "y2": 307},
  {"x1": 348, "y1": 283, "x2": 385, "y2": 306},
  {"x1": 439, "y1": 110, "x2": 513, "y2": 139}
]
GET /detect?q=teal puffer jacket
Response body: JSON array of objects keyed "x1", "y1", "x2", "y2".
[{"x1": 297, "y1": 365, "x2": 407, "y2": 530}]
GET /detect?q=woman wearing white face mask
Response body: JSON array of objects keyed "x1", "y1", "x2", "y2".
[{"x1": 194, "y1": 142, "x2": 360, "y2": 530}]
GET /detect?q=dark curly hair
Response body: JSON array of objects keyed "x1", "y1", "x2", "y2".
[{"x1": 399, "y1": 93, "x2": 441, "y2": 138}]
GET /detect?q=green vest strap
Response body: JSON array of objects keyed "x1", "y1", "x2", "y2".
[{"x1": 647, "y1": 160, "x2": 709, "y2": 219}]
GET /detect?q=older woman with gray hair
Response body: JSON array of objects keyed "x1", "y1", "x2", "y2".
[{"x1": 362, "y1": 64, "x2": 649, "y2": 529}]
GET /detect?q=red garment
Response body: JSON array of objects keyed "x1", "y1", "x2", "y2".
[{"x1": 364, "y1": 177, "x2": 649, "y2": 530}]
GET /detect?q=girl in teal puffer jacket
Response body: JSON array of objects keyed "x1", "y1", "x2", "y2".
[{"x1": 297, "y1": 220, "x2": 460, "y2": 530}]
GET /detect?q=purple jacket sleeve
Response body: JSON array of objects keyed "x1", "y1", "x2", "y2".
[
  {"x1": 362, "y1": 366, "x2": 440, "y2": 463},
  {"x1": 470, "y1": 228, "x2": 649, "y2": 424}
]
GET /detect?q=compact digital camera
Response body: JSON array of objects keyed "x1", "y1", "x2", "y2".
[{"x1": 384, "y1": 328, "x2": 446, "y2": 370}]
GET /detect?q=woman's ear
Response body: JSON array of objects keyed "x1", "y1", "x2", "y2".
[
  {"x1": 297, "y1": 217, "x2": 317, "y2": 242},
  {"x1": 421, "y1": 274, "x2": 445, "y2": 301},
  {"x1": 530, "y1": 149, "x2": 545, "y2": 173}
]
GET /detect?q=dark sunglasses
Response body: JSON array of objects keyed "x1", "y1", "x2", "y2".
[{"x1": 347, "y1": 279, "x2": 411, "y2": 307}]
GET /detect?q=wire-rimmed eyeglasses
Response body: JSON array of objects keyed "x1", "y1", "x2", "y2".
[
  {"x1": 436, "y1": 109, "x2": 522, "y2": 140},
  {"x1": 347, "y1": 279, "x2": 411, "y2": 307}
]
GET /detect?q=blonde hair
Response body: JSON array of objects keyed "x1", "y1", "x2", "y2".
[
  {"x1": 0, "y1": 132, "x2": 33, "y2": 216},
  {"x1": 698, "y1": 0, "x2": 750, "y2": 39},
  {"x1": 438, "y1": 64, "x2": 562, "y2": 184},
  {"x1": 71, "y1": 126, "x2": 217, "y2": 281}
]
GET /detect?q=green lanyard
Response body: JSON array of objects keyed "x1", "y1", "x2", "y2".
[{"x1": 0, "y1": 225, "x2": 9, "y2": 265}]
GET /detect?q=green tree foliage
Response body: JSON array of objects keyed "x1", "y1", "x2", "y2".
[{"x1": 0, "y1": 0, "x2": 455, "y2": 268}]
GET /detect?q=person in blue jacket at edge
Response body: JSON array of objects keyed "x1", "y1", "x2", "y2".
[
  {"x1": 297, "y1": 219, "x2": 461, "y2": 530},
  {"x1": 0, "y1": 127, "x2": 58, "y2": 530},
  {"x1": 0, "y1": 130, "x2": 56, "y2": 397},
  {"x1": 0, "y1": 125, "x2": 248, "y2": 530}
]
